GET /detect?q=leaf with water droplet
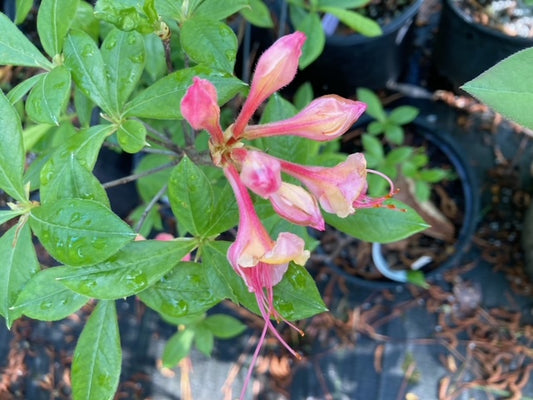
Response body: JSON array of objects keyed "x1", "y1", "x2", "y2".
[
  {"x1": 72, "y1": 300, "x2": 121, "y2": 400},
  {"x1": 116, "y1": 119, "x2": 146, "y2": 153},
  {"x1": 0, "y1": 222, "x2": 40, "y2": 328},
  {"x1": 11, "y1": 266, "x2": 89, "y2": 321},
  {"x1": 56, "y1": 238, "x2": 196, "y2": 299},
  {"x1": 180, "y1": 17, "x2": 238, "y2": 74},
  {"x1": 101, "y1": 29, "x2": 145, "y2": 113},
  {"x1": 26, "y1": 65, "x2": 72, "y2": 125},
  {"x1": 37, "y1": 0, "x2": 80, "y2": 57},
  {"x1": 30, "y1": 198, "x2": 136, "y2": 266}
]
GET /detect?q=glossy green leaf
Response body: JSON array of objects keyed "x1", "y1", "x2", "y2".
[
  {"x1": 0, "y1": 223, "x2": 40, "y2": 328},
  {"x1": 72, "y1": 300, "x2": 121, "y2": 400},
  {"x1": 30, "y1": 198, "x2": 135, "y2": 266},
  {"x1": 64, "y1": 30, "x2": 117, "y2": 118},
  {"x1": 7, "y1": 73, "x2": 43, "y2": 104},
  {"x1": 203, "y1": 314, "x2": 246, "y2": 339},
  {"x1": 73, "y1": 1, "x2": 100, "y2": 41},
  {"x1": 22, "y1": 124, "x2": 54, "y2": 152},
  {"x1": 240, "y1": 0, "x2": 274, "y2": 28},
  {"x1": 296, "y1": 11, "x2": 325, "y2": 69},
  {"x1": 162, "y1": 329, "x2": 195, "y2": 367},
  {"x1": 11, "y1": 266, "x2": 89, "y2": 321},
  {"x1": 124, "y1": 65, "x2": 245, "y2": 119},
  {"x1": 169, "y1": 157, "x2": 214, "y2": 236},
  {"x1": 116, "y1": 119, "x2": 147, "y2": 153},
  {"x1": 0, "y1": 12, "x2": 53, "y2": 69},
  {"x1": 181, "y1": 18, "x2": 237, "y2": 74},
  {"x1": 138, "y1": 261, "x2": 224, "y2": 318},
  {"x1": 40, "y1": 154, "x2": 110, "y2": 206},
  {"x1": 0, "y1": 209, "x2": 24, "y2": 225},
  {"x1": 15, "y1": 0, "x2": 34, "y2": 24},
  {"x1": 74, "y1": 87, "x2": 94, "y2": 128},
  {"x1": 37, "y1": 0, "x2": 80, "y2": 57},
  {"x1": 0, "y1": 90, "x2": 26, "y2": 202},
  {"x1": 462, "y1": 47, "x2": 533, "y2": 130},
  {"x1": 143, "y1": 34, "x2": 166, "y2": 83},
  {"x1": 205, "y1": 180, "x2": 239, "y2": 236},
  {"x1": 94, "y1": 0, "x2": 154, "y2": 33},
  {"x1": 325, "y1": 199, "x2": 429, "y2": 243},
  {"x1": 57, "y1": 239, "x2": 196, "y2": 299},
  {"x1": 101, "y1": 29, "x2": 145, "y2": 112},
  {"x1": 26, "y1": 66, "x2": 72, "y2": 125},
  {"x1": 194, "y1": 0, "x2": 249, "y2": 20},
  {"x1": 321, "y1": 7, "x2": 382, "y2": 36}
]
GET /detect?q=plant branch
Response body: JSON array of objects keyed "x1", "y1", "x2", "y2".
[
  {"x1": 134, "y1": 183, "x2": 168, "y2": 233},
  {"x1": 102, "y1": 161, "x2": 178, "y2": 189}
]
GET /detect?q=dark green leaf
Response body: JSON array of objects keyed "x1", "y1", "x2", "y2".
[
  {"x1": 194, "y1": 0, "x2": 250, "y2": 20},
  {"x1": 64, "y1": 30, "x2": 117, "y2": 118},
  {"x1": 0, "y1": 90, "x2": 26, "y2": 202},
  {"x1": 124, "y1": 66, "x2": 245, "y2": 120},
  {"x1": 72, "y1": 300, "x2": 121, "y2": 400},
  {"x1": 168, "y1": 157, "x2": 215, "y2": 236},
  {"x1": 388, "y1": 105, "x2": 419, "y2": 125},
  {"x1": 116, "y1": 119, "x2": 147, "y2": 153},
  {"x1": 7, "y1": 73, "x2": 43, "y2": 104},
  {"x1": 30, "y1": 199, "x2": 135, "y2": 266},
  {"x1": 205, "y1": 180, "x2": 239, "y2": 236},
  {"x1": 240, "y1": 0, "x2": 274, "y2": 27},
  {"x1": 296, "y1": 11, "x2": 325, "y2": 69},
  {"x1": 11, "y1": 266, "x2": 89, "y2": 321},
  {"x1": 57, "y1": 239, "x2": 196, "y2": 299},
  {"x1": 37, "y1": 0, "x2": 80, "y2": 57},
  {"x1": 321, "y1": 7, "x2": 382, "y2": 36},
  {"x1": 0, "y1": 223, "x2": 40, "y2": 328},
  {"x1": 26, "y1": 66, "x2": 72, "y2": 125},
  {"x1": 138, "y1": 261, "x2": 224, "y2": 318},
  {"x1": 143, "y1": 34, "x2": 166, "y2": 83},
  {"x1": 0, "y1": 12, "x2": 53, "y2": 69},
  {"x1": 180, "y1": 18, "x2": 237, "y2": 74},
  {"x1": 462, "y1": 47, "x2": 533, "y2": 130},
  {"x1": 22, "y1": 124, "x2": 54, "y2": 152},
  {"x1": 94, "y1": 0, "x2": 154, "y2": 33},
  {"x1": 325, "y1": 199, "x2": 429, "y2": 242},
  {"x1": 101, "y1": 29, "x2": 145, "y2": 112},
  {"x1": 73, "y1": 1, "x2": 100, "y2": 41},
  {"x1": 162, "y1": 329, "x2": 195, "y2": 367},
  {"x1": 74, "y1": 86, "x2": 94, "y2": 128},
  {"x1": 203, "y1": 314, "x2": 247, "y2": 339}
]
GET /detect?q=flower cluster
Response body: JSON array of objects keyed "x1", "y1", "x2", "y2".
[{"x1": 181, "y1": 31, "x2": 393, "y2": 398}]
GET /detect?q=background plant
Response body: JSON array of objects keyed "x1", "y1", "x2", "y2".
[{"x1": 0, "y1": 1, "x2": 427, "y2": 399}]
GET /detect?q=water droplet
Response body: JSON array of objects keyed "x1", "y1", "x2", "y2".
[
  {"x1": 225, "y1": 50, "x2": 236, "y2": 62},
  {"x1": 81, "y1": 45, "x2": 94, "y2": 57},
  {"x1": 129, "y1": 54, "x2": 144, "y2": 64},
  {"x1": 40, "y1": 301, "x2": 53, "y2": 310},
  {"x1": 127, "y1": 35, "x2": 137, "y2": 45},
  {"x1": 105, "y1": 39, "x2": 117, "y2": 50}
]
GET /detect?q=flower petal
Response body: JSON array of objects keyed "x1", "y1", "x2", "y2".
[{"x1": 239, "y1": 150, "x2": 282, "y2": 198}]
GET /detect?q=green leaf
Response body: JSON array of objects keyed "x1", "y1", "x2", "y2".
[
  {"x1": 74, "y1": 86, "x2": 94, "y2": 128},
  {"x1": 22, "y1": 124, "x2": 54, "y2": 152},
  {"x1": 357, "y1": 88, "x2": 386, "y2": 121},
  {"x1": 143, "y1": 34, "x2": 166, "y2": 83},
  {"x1": 124, "y1": 65, "x2": 245, "y2": 119},
  {"x1": 240, "y1": 0, "x2": 274, "y2": 28},
  {"x1": 202, "y1": 314, "x2": 247, "y2": 339},
  {"x1": 205, "y1": 180, "x2": 239, "y2": 236},
  {"x1": 72, "y1": 300, "x2": 121, "y2": 400},
  {"x1": 0, "y1": 12, "x2": 53, "y2": 69},
  {"x1": 419, "y1": 168, "x2": 451, "y2": 183},
  {"x1": 293, "y1": 82, "x2": 314, "y2": 110},
  {"x1": 37, "y1": 0, "x2": 80, "y2": 57},
  {"x1": 138, "y1": 261, "x2": 225, "y2": 318},
  {"x1": 26, "y1": 66, "x2": 72, "y2": 125},
  {"x1": 180, "y1": 18, "x2": 237, "y2": 74},
  {"x1": 116, "y1": 119, "x2": 147, "y2": 153},
  {"x1": 30, "y1": 199, "x2": 135, "y2": 266},
  {"x1": 318, "y1": 0, "x2": 370, "y2": 7},
  {"x1": 273, "y1": 263, "x2": 327, "y2": 320},
  {"x1": 0, "y1": 90, "x2": 26, "y2": 202},
  {"x1": 73, "y1": 1, "x2": 100, "y2": 41},
  {"x1": 101, "y1": 29, "x2": 145, "y2": 112},
  {"x1": 388, "y1": 105, "x2": 419, "y2": 125},
  {"x1": 384, "y1": 124, "x2": 404, "y2": 145},
  {"x1": 296, "y1": 11, "x2": 325, "y2": 69},
  {"x1": 15, "y1": 0, "x2": 34, "y2": 24},
  {"x1": 361, "y1": 134, "x2": 384, "y2": 166},
  {"x1": 40, "y1": 154, "x2": 110, "y2": 206},
  {"x1": 94, "y1": 0, "x2": 154, "y2": 33},
  {"x1": 57, "y1": 239, "x2": 196, "y2": 299},
  {"x1": 325, "y1": 199, "x2": 429, "y2": 242},
  {"x1": 386, "y1": 146, "x2": 413, "y2": 165},
  {"x1": 194, "y1": 0, "x2": 250, "y2": 20},
  {"x1": 406, "y1": 270, "x2": 429, "y2": 289},
  {"x1": 169, "y1": 157, "x2": 215, "y2": 236},
  {"x1": 0, "y1": 222, "x2": 40, "y2": 328},
  {"x1": 11, "y1": 266, "x2": 90, "y2": 321},
  {"x1": 0, "y1": 209, "x2": 25, "y2": 225},
  {"x1": 461, "y1": 47, "x2": 533, "y2": 130},
  {"x1": 321, "y1": 7, "x2": 382, "y2": 36},
  {"x1": 414, "y1": 180, "x2": 431, "y2": 202},
  {"x1": 193, "y1": 325, "x2": 214, "y2": 357},
  {"x1": 64, "y1": 30, "x2": 117, "y2": 118},
  {"x1": 162, "y1": 329, "x2": 195, "y2": 367},
  {"x1": 7, "y1": 73, "x2": 43, "y2": 104}
]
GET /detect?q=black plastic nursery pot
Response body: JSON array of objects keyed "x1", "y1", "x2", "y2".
[
  {"x1": 294, "y1": 0, "x2": 423, "y2": 97},
  {"x1": 324, "y1": 117, "x2": 480, "y2": 289},
  {"x1": 433, "y1": 0, "x2": 533, "y2": 89}
]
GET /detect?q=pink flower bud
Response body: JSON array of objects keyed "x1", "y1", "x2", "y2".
[
  {"x1": 239, "y1": 150, "x2": 282, "y2": 198},
  {"x1": 233, "y1": 32, "x2": 306, "y2": 137},
  {"x1": 243, "y1": 95, "x2": 367, "y2": 141},
  {"x1": 269, "y1": 182, "x2": 325, "y2": 230},
  {"x1": 181, "y1": 77, "x2": 225, "y2": 144}
]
